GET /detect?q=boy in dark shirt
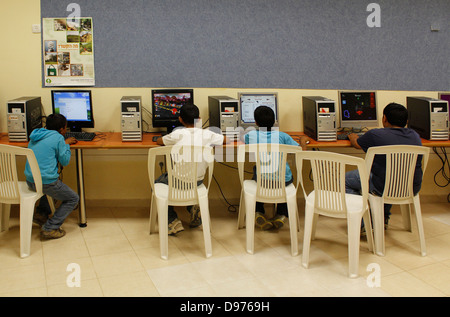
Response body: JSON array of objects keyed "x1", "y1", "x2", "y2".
[{"x1": 345, "y1": 103, "x2": 423, "y2": 227}]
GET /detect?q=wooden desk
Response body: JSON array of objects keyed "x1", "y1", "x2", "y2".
[
  {"x1": 1, "y1": 132, "x2": 449, "y2": 226},
  {"x1": 63, "y1": 132, "x2": 161, "y2": 226}
]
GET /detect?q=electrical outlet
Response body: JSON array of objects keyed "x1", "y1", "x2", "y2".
[
  {"x1": 430, "y1": 23, "x2": 440, "y2": 32},
  {"x1": 32, "y1": 24, "x2": 41, "y2": 33}
]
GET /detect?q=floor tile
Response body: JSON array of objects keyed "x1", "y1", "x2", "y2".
[{"x1": 0, "y1": 200, "x2": 449, "y2": 297}]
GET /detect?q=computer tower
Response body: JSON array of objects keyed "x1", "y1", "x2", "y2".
[
  {"x1": 7, "y1": 97, "x2": 42, "y2": 142},
  {"x1": 302, "y1": 96, "x2": 337, "y2": 141},
  {"x1": 407, "y1": 97, "x2": 449, "y2": 140},
  {"x1": 208, "y1": 96, "x2": 239, "y2": 139},
  {"x1": 120, "y1": 96, "x2": 142, "y2": 141}
]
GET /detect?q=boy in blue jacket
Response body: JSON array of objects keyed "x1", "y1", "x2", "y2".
[{"x1": 25, "y1": 114, "x2": 79, "y2": 239}]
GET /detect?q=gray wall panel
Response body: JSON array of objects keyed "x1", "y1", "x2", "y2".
[{"x1": 41, "y1": 0, "x2": 450, "y2": 90}]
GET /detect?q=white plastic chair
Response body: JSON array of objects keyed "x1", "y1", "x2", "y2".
[
  {"x1": 298, "y1": 151, "x2": 374, "y2": 278},
  {"x1": 148, "y1": 145, "x2": 214, "y2": 260},
  {"x1": 237, "y1": 143, "x2": 302, "y2": 256},
  {"x1": 0, "y1": 144, "x2": 55, "y2": 258},
  {"x1": 365, "y1": 145, "x2": 430, "y2": 257}
]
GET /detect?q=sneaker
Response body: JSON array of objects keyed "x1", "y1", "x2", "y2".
[
  {"x1": 360, "y1": 225, "x2": 367, "y2": 237},
  {"x1": 189, "y1": 205, "x2": 202, "y2": 228},
  {"x1": 255, "y1": 212, "x2": 273, "y2": 230},
  {"x1": 33, "y1": 213, "x2": 48, "y2": 227},
  {"x1": 168, "y1": 218, "x2": 184, "y2": 235},
  {"x1": 40, "y1": 228, "x2": 66, "y2": 240},
  {"x1": 271, "y1": 214, "x2": 286, "y2": 230},
  {"x1": 360, "y1": 224, "x2": 374, "y2": 237}
]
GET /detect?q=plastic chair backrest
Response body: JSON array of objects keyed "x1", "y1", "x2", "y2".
[
  {"x1": 238, "y1": 144, "x2": 302, "y2": 201},
  {"x1": 297, "y1": 151, "x2": 368, "y2": 217},
  {"x1": 148, "y1": 145, "x2": 214, "y2": 203},
  {"x1": 0, "y1": 144, "x2": 43, "y2": 204},
  {"x1": 365, "y1": 145, "x2": 430, "y2": 203}
]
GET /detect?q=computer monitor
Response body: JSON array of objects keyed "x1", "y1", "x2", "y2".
[
  {"x1": 439, "y1": 92, "x2": 450, "y2": 105},
  {"x1": 239, "y1": 92, "x2": 279, "y2": 129},
  {"x1": 51, "y1": 90, "x2": 94, "y2": 132},
  {"x1": 338, "y1": 91, "x2": 378, "y2": 130},
  {"x1": 151, "y1": 89, "x2": 194, "y2": 133}
]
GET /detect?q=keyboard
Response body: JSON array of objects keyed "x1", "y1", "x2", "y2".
[
  {"x1": 65, "y1": 131, "x2": 96, "y2": 141},
  {"x1": 337, "y1": 132, "x2": 365, "y2": 140}
]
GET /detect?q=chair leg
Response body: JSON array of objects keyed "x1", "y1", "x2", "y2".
[
  {"x1": 302, "y1": 205, "x2": 314, "y2": 269},
  {"x1": 155, "y1": 198, "x2": 169, "y2": 260},
  {"x1": 46, "y1": 195, "x2": 56, "y2": 215},
  {"x1": 149, "y1": 194, "x2": 158, "y2": 234},
  {"x1": 369, "y1": 196, "x2": 385, "y2": 256},
  {"x1": 198, "y1": 196, "x2": 212, "y2": 258},
  {"x1": 400, "y1": 204, "x2": 412, "y2": 232},
  {"x1": 362, "y1": 209, "x2": 374, "y2": 252},
  {"x1": 347, "y1": 214, "x2": 362, "y2": 278},
  {"x1": 19, "y1": 198, "x2": 37, "y2": 258},
  {"x1": 237, "y1": 192, "x2": 245, "y2": 229},
  {"x1": 413, "y1": 196, "x2": 426, "y2": 256},
  {"x1": 244, "y1": 194, "x2": 256, "y2": 254},
  {"x1": 311, "y1": 214, "x2": 319, "y2": 240},
  {"x1": 1, "y1": 203, "x2": 11, "y2": 232},
  {"x1": 286, "y1": 196, "x2": 299, "y2": 256}
]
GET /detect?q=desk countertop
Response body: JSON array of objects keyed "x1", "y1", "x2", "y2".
[{"x1": 1, "y1": 132, "x2": 449, "y2": 149}]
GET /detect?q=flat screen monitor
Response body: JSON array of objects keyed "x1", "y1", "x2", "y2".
[
  {"x1": 51, "y1": 90, "x2": 94, "y2": 132},
  {"x1": 338, "y1": 91, "x2": 378, "y2": 130},
  {"x1": 439, "y1": 92, "x2": 450, "y2": 105},
  {"x1": 152, "y1": 89, "x2": 194, "y2": 133},
  {"x1": 239, "y1": 93, "x2": 279, "y2": 129}
]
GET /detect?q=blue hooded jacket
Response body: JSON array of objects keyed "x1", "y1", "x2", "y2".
[{"x1": 24, "y1": 128, "x2": 72, "y2": 184}]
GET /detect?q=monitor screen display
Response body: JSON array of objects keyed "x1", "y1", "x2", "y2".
[
  {"x1": 51, "y1": 90, "x2": 94, "y2": 131},
  {"x1": 152, "y1": 89, "x2": 194, "y2": 128},
  {"x1": 339, "y1": 91, "x2": 378, "y2": 128},
  {"x1": 439, "y1": 93, "x2": 450, "y2": 105},
  {"x1": 239, "y1": 93, "x2": 278, "y2": 125}
]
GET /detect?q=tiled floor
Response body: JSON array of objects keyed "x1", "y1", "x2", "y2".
[{"x1": 0, "y1": 199, "x2": 449, "y2": 297}]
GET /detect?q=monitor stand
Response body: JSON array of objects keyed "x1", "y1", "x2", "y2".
[
  {"x1": 68, "y1": 123, "x2": 83, "y2": 133},
  {"x1": 152, "y1": 123, "x2": 182, "y2": 142}
]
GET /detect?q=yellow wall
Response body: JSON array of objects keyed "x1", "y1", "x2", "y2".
[{"x1": 1, "y1": 0, "x2": 448, "y2": 206}]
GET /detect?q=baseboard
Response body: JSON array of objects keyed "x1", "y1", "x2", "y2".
[
  {"x1": 86, "y1": 199, "x2": 150, "y2": 208},
  {"x1": 84, "y1": 194, "x2": 448, "y2": 209}
]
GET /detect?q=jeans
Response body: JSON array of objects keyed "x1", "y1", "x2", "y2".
[
  {"x1": 252, "y1": 166, "x2": 293, "y2": 217},
  {"x1": 345, "y1": 169, "x2": 392, "y2": 219},
  {"x1": 155, "y1": 173, "x2": 203, "y2": 223},
  {"x1": 27, "y1": 180, "x2": 79, "y2": 231}
]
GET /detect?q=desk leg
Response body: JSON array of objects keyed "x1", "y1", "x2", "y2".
[{"x1": 76, "y1": 149, "x2": 87, "y2": 227}]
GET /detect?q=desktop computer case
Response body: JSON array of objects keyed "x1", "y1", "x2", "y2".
[
  {"x1": 302, "y1": 96, "x2": 337, "y2": 141},
  {"x1": 208, "y1": 96, "x2": 240, "y2": 138},
  {"x1": 7, "y1": 97, "x2": 42, "y2": 142},
  {"x1": 407, "y1": 97, "x2": 449, "y2": 140},
  {"x1": 121, "y1": 96, "x2": 142, "y2": 141}
]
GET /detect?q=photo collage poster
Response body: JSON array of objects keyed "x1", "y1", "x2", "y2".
[{"x1": 43, "y1": 17, "x2": 95, "y2": 86}]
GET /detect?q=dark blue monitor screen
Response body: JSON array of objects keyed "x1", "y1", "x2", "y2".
[{"x1": 339, "y1": 91, "x2": 378, "y2": 128}]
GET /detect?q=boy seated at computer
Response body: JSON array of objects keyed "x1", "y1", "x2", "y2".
[
  {"x1": 156, "y1": 103, "x2": 226, "y2": 234},
  {"x1": 244, "y1": 106, "x2": 310, "y2": 230}
]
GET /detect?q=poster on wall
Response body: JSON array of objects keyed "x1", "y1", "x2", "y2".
[{"x1": 42, "y1": 17, "x2": 95, "y2": 86}]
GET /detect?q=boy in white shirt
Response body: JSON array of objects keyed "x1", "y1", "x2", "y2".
[{"x1": 156, "y1": 103, "x2": 225, "y2": 234}]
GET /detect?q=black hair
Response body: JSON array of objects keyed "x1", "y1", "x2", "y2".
[
  {"x1": 179, "y1": 103, "x2": 199, "y2": 125},
  {"x1": 46, "y1": 113, "x2": 67, "y2": 131},
  {"x1": 383, "y1": 102, "x2": 408, "y2": 127},
  {"x1": 254, "y1": 106, "x2": 275, "y2": 130}
]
